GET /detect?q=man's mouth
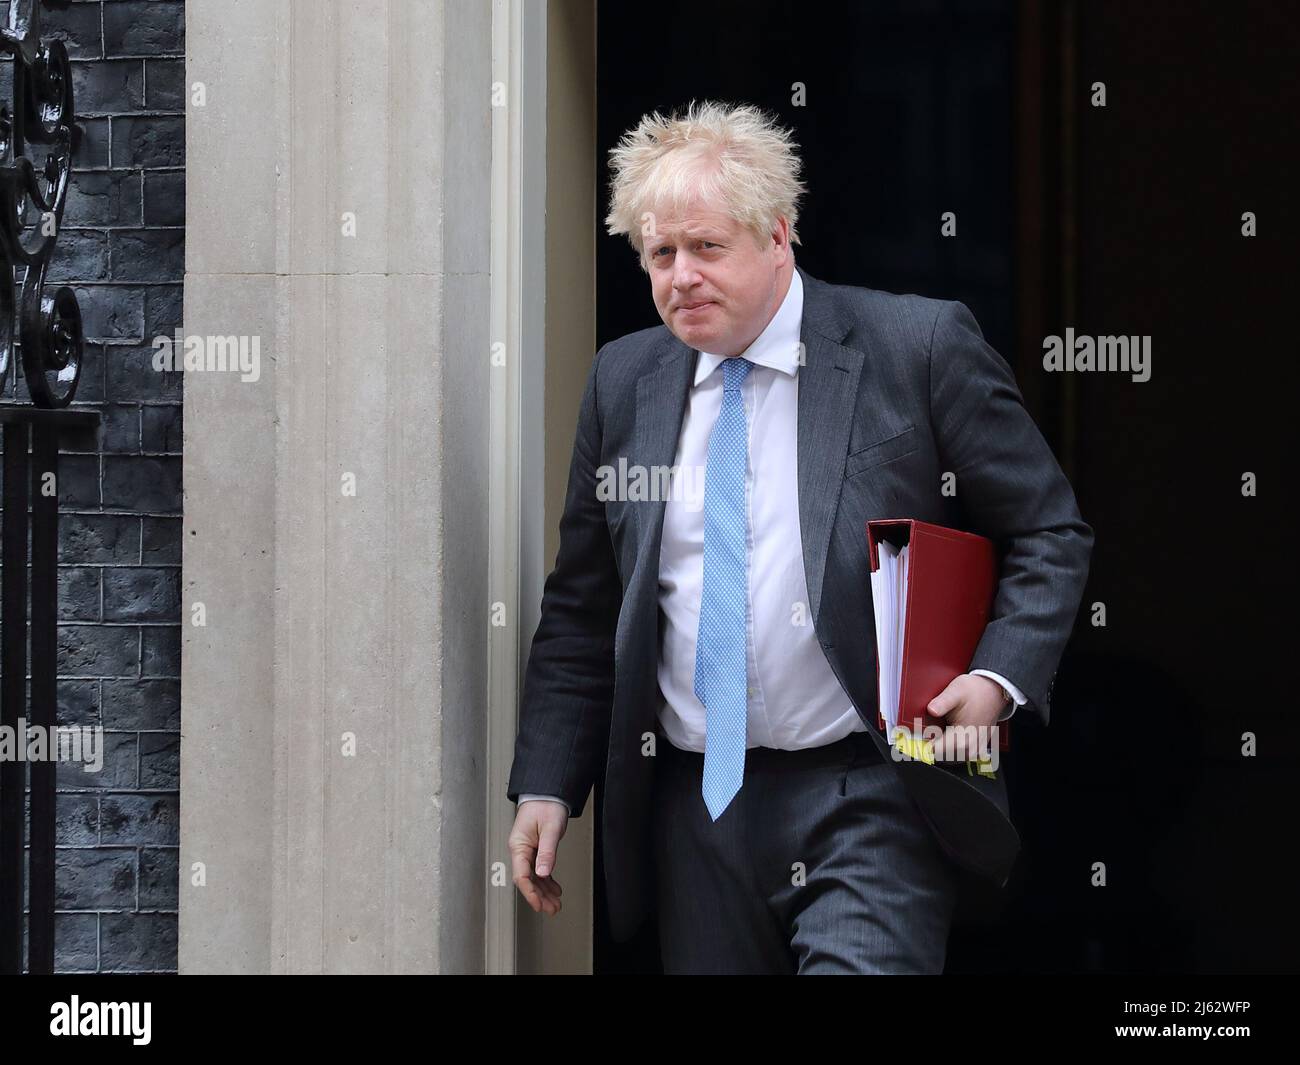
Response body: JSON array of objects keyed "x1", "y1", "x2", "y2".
[{"x1": 679, "y1": 301, "x2": 714, "y2": 311}]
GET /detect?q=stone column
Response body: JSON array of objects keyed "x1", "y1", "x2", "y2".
[{"x1": 180, "y1": 0, "x2": 490, "y2": 973}]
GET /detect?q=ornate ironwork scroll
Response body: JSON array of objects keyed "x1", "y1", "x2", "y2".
[{"x1": 0, "y1": 0, "x2": 82, "y2": 408}]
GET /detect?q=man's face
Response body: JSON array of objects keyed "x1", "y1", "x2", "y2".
[{"x1": 644, "y1": 197, "x2": 791, "y2": 356}]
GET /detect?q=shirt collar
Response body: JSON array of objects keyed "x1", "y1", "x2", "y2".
[{"x1": 693, "y1": 266, "x2": 803, "y2": 386}]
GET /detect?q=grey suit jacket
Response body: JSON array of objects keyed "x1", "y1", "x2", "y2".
[{"x1": 507, "y1": 264, "x2": 1093, "y2": 942}]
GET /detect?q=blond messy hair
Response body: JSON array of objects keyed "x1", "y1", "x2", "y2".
[{"x1": 604, "y1": 99, "x2": 807, "y2": 270}]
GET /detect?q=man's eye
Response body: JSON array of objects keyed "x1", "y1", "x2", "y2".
[{"x1": 700, "y1": 241, "x2": 717, "y2": 249}]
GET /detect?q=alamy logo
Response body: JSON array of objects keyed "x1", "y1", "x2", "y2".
[
  {"x1": 1043, "y1": 329, "x2": 1151, "y2": 382},
  {"x1": 595, "y1": 458, "x2": 706, "y2": 512},
  {"x1": 151, "y1": 329, "x2": 261, "y2": 382},
  {"x1": 50, "y1": 997, "x2": 151, "y2": 1044},
  {"x1": 0, "y1": 719, "x2": 102, "y2": 772}
]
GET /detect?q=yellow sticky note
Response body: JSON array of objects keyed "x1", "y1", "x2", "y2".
[{"x1": 891, "y1": 727, "x2": 935, "y2": 765}]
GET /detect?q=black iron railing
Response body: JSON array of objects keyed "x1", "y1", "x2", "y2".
[{"x1": 0, "y1": 0, "x2": 97, "y2": 975}]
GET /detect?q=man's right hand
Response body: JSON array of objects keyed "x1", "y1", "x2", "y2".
[{"x1": 509, "y1": 800, "x2": 569, "y2": 916}]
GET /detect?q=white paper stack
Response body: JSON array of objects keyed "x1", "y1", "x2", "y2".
[{"x1": 868, "y1": 541, "x2": 909, "y2": 732}]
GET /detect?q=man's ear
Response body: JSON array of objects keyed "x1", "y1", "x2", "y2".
[{"x1": 768, "y1": 216, "x2": 791, "y2": 260}]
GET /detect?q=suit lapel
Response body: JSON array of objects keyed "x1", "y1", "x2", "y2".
[
  {"x1": 797, "y1": 265, "x2": 898, "y2": 624},
  {"x1": 631, "y1": 338, "x2": 697, "y2": 564}
]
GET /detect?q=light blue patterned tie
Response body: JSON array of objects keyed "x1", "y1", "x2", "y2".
[{"x1": 695, "y1": 356, "x2": 753, "y2": 821}]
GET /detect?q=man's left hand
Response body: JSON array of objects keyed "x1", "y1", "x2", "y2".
[{"x1": 926, "y1": 673, "x2": 1008, "y2": 761}]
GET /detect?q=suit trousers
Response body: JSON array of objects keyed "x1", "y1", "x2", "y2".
[{"x1": 651, "y1": 728, "x2": 960, "y2": 974}]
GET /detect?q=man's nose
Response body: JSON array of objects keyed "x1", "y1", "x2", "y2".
[{"x1": 671, "y1": 252, "x2": 703, "y2": 290}]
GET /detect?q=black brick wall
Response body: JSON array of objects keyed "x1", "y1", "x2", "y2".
[{"x1": 1, "y1": 0, "x2": 184, "y2": 973}]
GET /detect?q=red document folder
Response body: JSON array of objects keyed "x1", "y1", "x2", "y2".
[{"x1": 866, "y1": 518, "x2": 1009, "y2": 751}]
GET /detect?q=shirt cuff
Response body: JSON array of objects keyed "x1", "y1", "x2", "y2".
[
  {"x1": 970, "y1": 669, "x2": 1026, "y2": 722},
  {"x1": 517, "y1": 793, "x2": 571, "y2": 814}
]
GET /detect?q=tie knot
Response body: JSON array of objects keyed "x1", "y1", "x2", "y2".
[{"x1": 721, "y1": 357, "x2": 752, "y2": 392}]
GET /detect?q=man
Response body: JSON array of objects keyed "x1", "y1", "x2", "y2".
[{"x1": 506, "y1": 100, "x2": 1092, "y2": 973}]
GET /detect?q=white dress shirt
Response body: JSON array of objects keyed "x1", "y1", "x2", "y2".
[{"x1": 519, "y1": 268, "x2": 1024, "y2": 811}]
